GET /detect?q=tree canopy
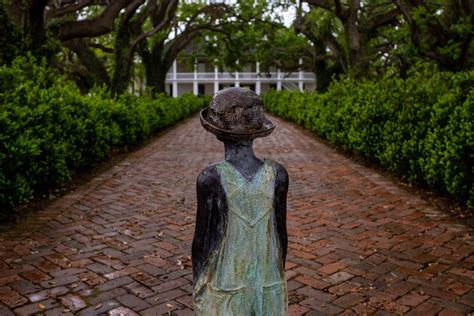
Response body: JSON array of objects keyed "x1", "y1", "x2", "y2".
[{"x1": 1, "y1": 0, "x2": 472, "y2": 94}]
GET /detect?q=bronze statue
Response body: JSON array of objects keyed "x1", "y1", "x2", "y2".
[{"x1": 192, "y1": 87, "x2": 289, "y2": 315}]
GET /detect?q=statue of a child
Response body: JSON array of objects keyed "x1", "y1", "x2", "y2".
[{"x1": 192, "y1": 87, "x2": 289, "y2": 315}]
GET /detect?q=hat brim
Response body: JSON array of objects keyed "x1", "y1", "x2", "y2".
[{"x1": 200, "y1": 107, "x2": 275, "y2": 141}]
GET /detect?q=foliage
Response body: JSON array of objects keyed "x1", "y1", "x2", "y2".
[
  {"x1": 391, "y1": 0, "x2": 474, "y2": 71},
  {"x1": 195, "y1": 1, "x2": 301, "y2": 73},
  {"x1": 255, "y1": 26, "x2": 309, "y2": 73},
  {"x1": 1, "y1": 1, "x2": 472, "y2": 95},
  {"x1": 264, "y1": 65, "x2": 473, "y2": 208},
  {"x1": 0, "y1": 56, "x2": 209, "y2": 216},
  {"x1": 298, "y1": 0, "x2": 400, "y2": 80}
]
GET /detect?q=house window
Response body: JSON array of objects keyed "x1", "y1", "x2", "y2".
[
  {"x1": 241, "y1": 84, "x2": 255, "y2": 92},
  {"x1": 198, "y1": 62, "x2": 206, "y2": 73},
  {"x1": 219, "y1": 84, "x2": 233, "y2": 90},
  {"x1": 198, "y1": 84, "x2": 205, "y2": 95}
]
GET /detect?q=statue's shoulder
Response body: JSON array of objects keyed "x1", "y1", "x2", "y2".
[
  {"x1": 265, "y1": 159, "x2": 289, "y2": 184},
  {"x1": 196, "y1": 162, "x2": 224, "y2": 189}
]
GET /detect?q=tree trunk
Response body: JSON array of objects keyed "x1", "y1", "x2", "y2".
[
  {"x1": 111, "y1": 23, "x2": 134, "y2": 96},
  {"x1": 154, "y1": 70, "x2": 168, "y2": 95},
  {"x1": 4, "y1": 0, "x2": 48, "y2": 55},
  {"x1": 313, "y1": 61, "x2": 330, "y2": 92},
  {"x1": 312, "y1": 41, "x2": 332, "y2": 92},
  {"x1": 144, "y1": 59, "x2": 168, "y2": 95},
  {"x1": 28, "y1": 0, "x2": 48, "y2": 52},
  {"x1": 140, "y1": 43, "x2": 170, "y2": 96},
  {"x1": 349, "y1": 44, "x2": 368, "y2": 78},
  {"x1": 64, "y1": 39, "x2": 110, "y2": 91},
  {"x1": 313, "y1": 61, "x2": 343, "y2": 93},
  {"x1": 342, "y1": 0, "x2": 368, "y2": 79},
  {"x1": 111, "y1": 50, "x2": 133, "y2": 96},
  {"x1": 0, "y1": 4, "x2": 22, "y2": 64}
]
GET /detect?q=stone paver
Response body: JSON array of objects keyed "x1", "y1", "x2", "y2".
[{"x1": 0, "y1": 115, "x2": 473, "y2": 315}]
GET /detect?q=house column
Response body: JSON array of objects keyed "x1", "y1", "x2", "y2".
[
  {"x1": 235, "y1": 60, "x2": 240, "y2": 87},
  {"x1": 193, "y1": 60, "x2": 198, "y2": 96},
  {"x1": 214, "y1": 63, "x2": 219, "y2": 93},
  {"x1": 277, "y1": 68, "x2": 282, "y2": 91},
  {"x1": 298, "y1": 58, "x2": 304, "y2": 92},
  {"x1": 255, "y1": 61, "x2": 261, "y2": 95},
  {"x1": 172, "y1": 59, "x2": 178, "y2": 97}
]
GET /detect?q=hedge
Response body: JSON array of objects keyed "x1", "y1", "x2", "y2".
[
  {"x1": 263, "y1": 65, "x2": 473, "y2": 208},
  {"x1": 0, "y1": 57, "x2": 209, "y2": 216}
]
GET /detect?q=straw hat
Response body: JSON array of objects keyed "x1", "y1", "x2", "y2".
[{"x1": 200, "y1": 87, "x2": 275, "y2": 141}]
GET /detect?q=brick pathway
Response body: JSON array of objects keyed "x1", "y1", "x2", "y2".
[{"x1": 0, "y1": 115, "x2": 473, "y2": 316}]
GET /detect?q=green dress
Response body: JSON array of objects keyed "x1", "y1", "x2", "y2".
[{"x1": 193, "y1": 159, "x2": 288, "y2": 315}]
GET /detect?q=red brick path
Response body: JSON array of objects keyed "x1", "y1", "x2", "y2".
[{"x1": 0, "y1": 115, "x2": 473, "y2": 315}]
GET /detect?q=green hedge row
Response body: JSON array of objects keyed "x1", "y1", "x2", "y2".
[
  {"x1": 264, "y1": 65, "x2": 473, "y2": 208},
  {"x1": 0, "y1": 57, "x2": 209, "y2": 215}
]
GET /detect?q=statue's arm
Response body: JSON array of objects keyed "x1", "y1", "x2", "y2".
[
  {"x1": 274, "y1": 162, "x2": 289, "y2": 267},
  {"x1": 191, "y1": 165, "x2": 228, "y2": 282}
]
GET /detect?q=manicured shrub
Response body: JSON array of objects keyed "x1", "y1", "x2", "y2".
[
  {"x1": 264, "y1": 65, "x2": 473, "y2": 208},
  {"x1": 0, "y1": 56, "x2": 208, "y2": 216}
]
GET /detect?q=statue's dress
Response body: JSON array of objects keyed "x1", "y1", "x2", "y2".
[{"x1": 193, "y1": 159, "x2": 288, "y2": 315}]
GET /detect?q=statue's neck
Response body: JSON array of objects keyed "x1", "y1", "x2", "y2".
[
  {"x1": 224, "y1": 140, "x2": 256, "y2": 161},
  {"x1": 224, "y1": 140, "x2": 263, "y2": 179}
]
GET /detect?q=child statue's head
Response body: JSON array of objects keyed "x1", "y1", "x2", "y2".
[{"x1": 200, "y1": 87, "x2": 274, "y2": 142}]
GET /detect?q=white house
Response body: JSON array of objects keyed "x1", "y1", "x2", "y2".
[{"x1": 165, "y1": 58, "x2": 316, "y2": 97}]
